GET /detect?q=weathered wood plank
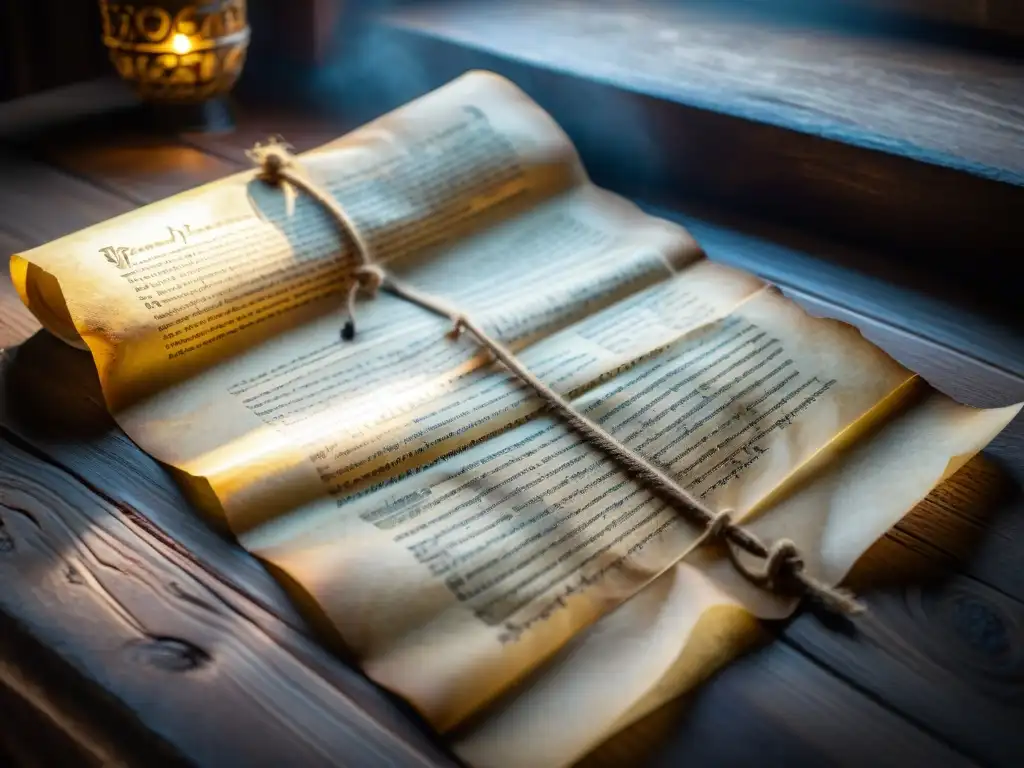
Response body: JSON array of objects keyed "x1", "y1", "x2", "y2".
[
  {"x1": 367, "y1": 1, "x2": 1024, "y2": 295},
  {"x1": 576, "y1": 639, "x2": 972, "y2": 767},
  {"x1": 0, "y1": 435, "x2": 457, "y2": 768},
  {"x1": 0, "y1": 603, "x2": 180, "y2": 767},
  {"x1": 0, "y1": 245, "x2": 40, "y2": 350},
  {"x1": 0, "y1": 148, "x2": 134, "y2": 248},
  {"x1": 0, "y1": 78, "x2": 137, "y2": 141},
  {"x1": 42, "y1": 138, "x2": 239, "y2": 207},
  {"x1": 784, "y1": 451, "x2": 1024, "y2": 766},
  {"x1": 0, "y1": 335, "x2": 305, "y2": 627},
  {"x1": 383, "y1": 0, "x2": 1024, "y2": 183}
]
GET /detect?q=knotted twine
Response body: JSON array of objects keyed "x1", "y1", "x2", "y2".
[{"x1": 247, "y1": 137, "x2": 863, "y2": 616}]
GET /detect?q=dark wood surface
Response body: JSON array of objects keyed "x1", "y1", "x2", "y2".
[
  {"x1": 1, "y1": 57, "x2": 1023, "y2": 768},
  {"x1": 382, "y1": 0, "x2": 1024, "y2": 182},
  {"x1": 367, "y1": 0, "x2": 1024, "y2": 306},
  {"x1": 705, "y1": 0, "x2": 1024, "y2": 38}
]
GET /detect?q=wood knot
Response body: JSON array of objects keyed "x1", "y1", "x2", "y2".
[
  {"x1": 126, "y1": 637, "x2": 210, "y2": 672},
  {"x1": 64, "y1": 564, "x2": 84, "y2": 584},
  {"x1": 949, "y1": 592, "x2": 1013, "y2": 658}
]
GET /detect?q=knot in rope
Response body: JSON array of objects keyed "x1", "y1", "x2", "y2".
[
  {"x1": 762, "y1": 539, "x2": 803, "y2": 589},
  {"x1": 705, "y1": 509, "x2": 733, "y2": 540},
  {"x1": 248, "y1": 137, "x2": 387, "y2": 342},
  {"x1": 247, "y1": 136, "x2": 295, "y2": 185},
  {"x1": 724, "y1": 537, "x2": 804, "y2": 592},
  {"x1": 354, "y1": 263, "x2": 386, "y2": 294}
]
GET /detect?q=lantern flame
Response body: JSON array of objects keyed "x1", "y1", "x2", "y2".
[{"x1": 171, "y1": 33, "x2": 192, "y2": 54}]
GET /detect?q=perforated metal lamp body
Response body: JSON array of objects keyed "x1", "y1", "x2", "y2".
[{"x1": 99, "y1": 0, "x2": 250, "y2": 105}]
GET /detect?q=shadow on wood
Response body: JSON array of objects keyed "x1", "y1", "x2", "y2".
[
  {"x1": 579, "y1": 455, "x2": 1015, "y2": 766},
  {"x1": 848, "y1": 455, "x2": 1014, "y2": 592},
  {"x1": 1, "y1": 332, "x2": 111, "y2": 442},
  {"x1": 0, "y1": 331, "x2": 461, "y2": 767},
  {"x1": 786, "y1": 452, "x2": 1024, "y2": 765}
]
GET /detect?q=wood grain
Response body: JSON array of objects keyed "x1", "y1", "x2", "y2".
[
  {"x1": 368, "y1": 1, "x2": 1024, "y2": 296},
  {"x1": 0, "y1": 602, "x2": 180, "y2": 767},
  {"x1": 0, "y1": 148, "x2": 134, "y2": 249},
  {"x1": 0, "y1": 335, "x2": 304, "y2": 627},
  {"x1": 42, "y1": 139, "x2": 238, "y2": 207},
  {"x1": 384, "y1": 0, "x2": 1024, "y2": 182},
  {"x1": 0, "y1": 261, "x2": 39, "y2": 350},
  {"x1": 785, "y1": 454, "x2": 1024, "y2": 765},
  {"x1": 576, "y1": 640, "x2": 971, "y2": 767},
  {"x1": 0, "y1": 436, "x2": 458, "y2": 767}
]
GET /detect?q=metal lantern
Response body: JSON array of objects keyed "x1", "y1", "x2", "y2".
[{"x1": 99, "y1": 0, "x2": 250, "y2": 106}]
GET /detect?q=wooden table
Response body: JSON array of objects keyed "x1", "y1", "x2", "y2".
[{"x1": 1, "y1": 78, "x2": 1023, "y2": 767}]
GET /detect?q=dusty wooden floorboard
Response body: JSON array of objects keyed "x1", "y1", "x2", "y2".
[
  {"x1": 0, "y1": 437, "x2": 457, "y2": 767},
  {"x1": 0, "y1": 260, "x2": 39, "y2": 350},
  {"x1": 783, "y1": 451, "x2": 1024, "y2": 765},
  {"x1": 0, "y1": 603, "x2": 180, "y2": 767},
  {"x1": 364, "y1": 4, "x2": 1024, "y2": 295},
  {"x1": 0, "y1": 336, "x2": 306, "y2": 629},
  {"x1": 0, "y1": 148, "x2": 134, "y2": 248},
  {"x1": 42, "y1": 140, "x2": 238, "y2": 207},
  {"x1": 575, "y1": 640, "x2": 972, "y2": 768},
  {"x1": 383, "y1": 0, "x2": 1024, "y2": 183}
]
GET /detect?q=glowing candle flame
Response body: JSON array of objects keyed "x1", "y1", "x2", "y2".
[{"x1": 171, "y1": 33, "x2": 192, "y2": 54}]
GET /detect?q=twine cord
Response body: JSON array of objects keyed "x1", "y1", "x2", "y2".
[{"x1": 247, "y1": 137, "x2": 863, "y2": 616}]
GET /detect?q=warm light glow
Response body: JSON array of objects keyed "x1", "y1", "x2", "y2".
[{"x1": 171, "y1": 33, "x2": 192, "y2": 54}]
